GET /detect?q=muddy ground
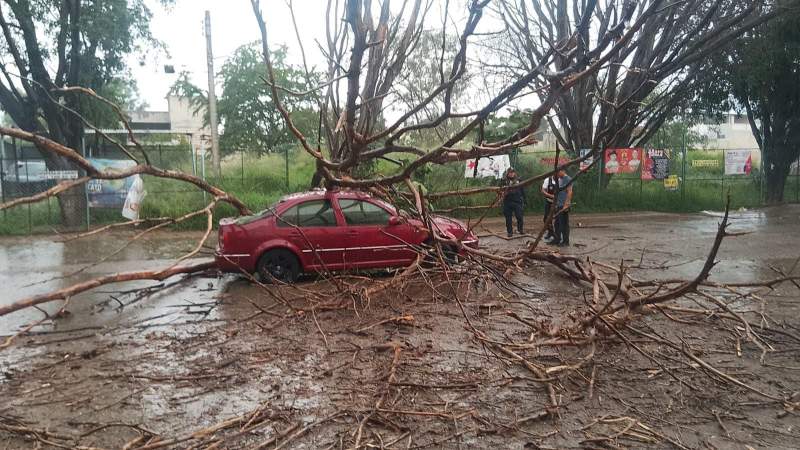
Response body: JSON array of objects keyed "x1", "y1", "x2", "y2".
[{"x1": 1, "y1": 207, "x2": 799, "y2": 449}]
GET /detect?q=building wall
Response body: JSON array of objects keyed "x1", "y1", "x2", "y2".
[
  {"x1": 693, "y1": 114, "x2": 760, "y2": 150},
  {"x1": 167, "y1": 96, "x2": 210, "y2": 152},
  {"x1": 524, "y1": 113, "x2": 761, "y2": 152},
  {"x1": 127, "y1": 110, "x2": 171, "y2": 130}
]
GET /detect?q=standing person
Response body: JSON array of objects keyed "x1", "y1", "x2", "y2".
[
  {"x1": 548, "y1": 168, "x2": 573, "y2": 246},
  {"x1": 501, "y1": 167, "x2": 525, "y2": 237},
  {"x1": 540, "y1": 174, "x2": 556, "y2": 240}
]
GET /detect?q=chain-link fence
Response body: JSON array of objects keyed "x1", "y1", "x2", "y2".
[
  {"x1": 0, "y1": 135, "x2": 307, "y2": 234},
  {"x1": 2, "y1": 134, "x2": 799, "y2": 235},
  {"x1": 509, "y1": 147, "x2": 799, "y2": 215}
]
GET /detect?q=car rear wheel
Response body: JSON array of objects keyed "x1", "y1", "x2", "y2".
[{"x1": 257, "y1": 249, "x2": 300, "y2": 283}]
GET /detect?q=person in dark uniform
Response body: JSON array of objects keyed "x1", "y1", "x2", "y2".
[{"x1": 501, "y1": 167, "x2": 525, "y2": 237}]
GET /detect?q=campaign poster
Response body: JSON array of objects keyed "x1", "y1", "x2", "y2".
[
  {"x1": 87, "y1": 158, "x2": 137, "y2": 208},
  {"x1": 724, "y1": 150, "x2": 752, "y2": 175},
  {"x1": 664, "y1": 175, "x2": 679, "y2": 191},
  {"x1": 579, "y1": 148, "x2": 594, "y2": 171},
  {"x1": 691, "y1": 159, "x2": 719, "y2": 168},
  {"x1": 604, "y1": 148, "x2": 642, "y2": 174},
  {"x1": 464, "y1": 154, "x2": 511, "y2": 179},
  {"x1": 641, "y1": 149, "x2": 671, "y2": 181}
]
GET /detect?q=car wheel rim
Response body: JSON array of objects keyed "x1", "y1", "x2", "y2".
[{"x1": 267, "y1": 255, "x2": 290, "y2": 280}]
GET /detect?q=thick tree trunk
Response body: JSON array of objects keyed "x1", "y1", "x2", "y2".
[
  {"x1": 763, "y1": 145, "x2": 793, "y2": 205},
  {"x1": 56, "y1": 183, "x2": 87, "y2": 229},
  {"x1": 42, "y1": 132, "x2": 87, "y2": 229}
]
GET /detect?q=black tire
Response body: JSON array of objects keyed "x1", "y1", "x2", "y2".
[
  {"x1": 257, "y1": 249, "x2": 300, "y2": 284},
  {"x1": 442, "y1": 245, "x2": 459, "y2": 265},
  {"x1": 422, "y1": 240, "x2": 459, "y2": 266}
]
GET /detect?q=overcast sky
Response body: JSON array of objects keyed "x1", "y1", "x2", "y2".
[{"x1": 132, "y1": 0, "x2": 328, "y2": 111}]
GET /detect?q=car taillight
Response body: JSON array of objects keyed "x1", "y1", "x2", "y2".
[{"x1": 218, "y1": 225, "x2": 228, "y2": 251}]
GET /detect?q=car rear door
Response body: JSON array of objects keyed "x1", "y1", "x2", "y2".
[
  {"x1": 275, "y1": 199, "x2": 345, "y2": 270},
  {"x1": 338, "y1": 198, "x2": 419, "y2": 268}
]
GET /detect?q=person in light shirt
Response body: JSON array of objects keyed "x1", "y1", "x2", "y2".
[{"x1": 605, "y1": 150, "x2": 619, "y2": 173}]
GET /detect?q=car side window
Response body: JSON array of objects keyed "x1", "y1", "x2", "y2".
[
  {"x1": 339, "y1": 199, "x2": 391, "y2": 226},
  {"x1": 278, "y1": 200, "x2": 337, "y2": 227}
]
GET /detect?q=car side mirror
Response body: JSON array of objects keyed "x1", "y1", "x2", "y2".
[{"x1": 388, "y1": 215, "x2": 404, "y2": 226}]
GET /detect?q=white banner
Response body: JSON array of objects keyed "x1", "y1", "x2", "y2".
[
  {"x1": 579, "y1": 148, "x2": 593, "y2": 171},
  {"x1": 464, "y1": 154, "x2": 511, "y2": 179},
  {"x1": 122, "y1": 175, "x2": 147, "y2": 221},
  {"x1": 724, "y1": 150, "x2": 752, "y2": 175}
]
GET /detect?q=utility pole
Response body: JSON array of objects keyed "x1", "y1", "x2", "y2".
[{"x1": 204, "y1": 10, "x2": 221, "y2": 179}]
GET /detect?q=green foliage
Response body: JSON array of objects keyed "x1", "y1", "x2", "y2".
[
  {"x1": 648, "y1": 120, "x2": 708, "y2": 150},
  {"x1": 482, "y1": 109, "x2": 531, "y2": 143},
  {"x1": 4, "y1": 147, "x2": 799, "y2": 235},
  {"x1": 0, "y1": 0, "x2": 169, "y2": 136},
  {"x1": 691, "y1": 6, "x2": 800, "y2": 202},
  {"x1": 392, "y1": 30, "x2": 471, "y2": 148},
  {"x1": 217, "y1": 44, "x2": 319, "y2": 154},
  {"x1": 168, "y1": 71, "x2": 208, "y2": 120}
]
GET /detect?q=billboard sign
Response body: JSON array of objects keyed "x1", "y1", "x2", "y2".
[
  {"x1": 464, "y1": 154, "x2": 511, "y2": 179},
  {"x1": 724, "y1": 150, "x2": 752, "y2": 175},
  {"x1": 87, "y1": 158, "x2": 137, "y2": 208},
  {"x1": 604, "y1": 148, "x2": 643, "y2": 174},
  {"x1": 641, "y1": 149, "x2": 670, "y2": 181}
]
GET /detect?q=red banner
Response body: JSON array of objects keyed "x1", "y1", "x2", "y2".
[{"x1": 604, "y1": 148, "x2": 642, "y2": 174}]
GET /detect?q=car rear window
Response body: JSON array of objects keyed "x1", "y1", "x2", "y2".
[
  {"x1": 278, "y1": 200, "x2": 337, "y2": 227},
  {"x1": 339, "y1": 199, "x2": 391, "y2": 226}
]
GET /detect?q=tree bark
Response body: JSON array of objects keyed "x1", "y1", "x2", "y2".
[{"x1": 763, "y1": 144, "x2": 794, "y2": 205}]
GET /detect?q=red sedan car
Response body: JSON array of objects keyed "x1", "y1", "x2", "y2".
[{"x1": 215, "y1": 189, "x2": 479, "y2": 282}]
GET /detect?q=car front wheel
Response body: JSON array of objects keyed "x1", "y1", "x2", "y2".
[{"x1": 257, "y1": 249, "x2": 300, "y2": 284}]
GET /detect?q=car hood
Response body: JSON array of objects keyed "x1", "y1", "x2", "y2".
[{"x1": 430, "y1": 215, "x2": 475, "y2": 239}]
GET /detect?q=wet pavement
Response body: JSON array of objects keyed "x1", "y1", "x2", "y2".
[{"x1": 1, "y1": 206, "x2": 799, "y2": 448}]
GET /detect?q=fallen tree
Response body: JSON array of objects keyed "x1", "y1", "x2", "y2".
[{"x1": 2, "y1": 2, "x2": 799, "y2": 446}]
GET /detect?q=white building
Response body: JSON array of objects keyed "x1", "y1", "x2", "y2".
[
  {"x1": 693, "y1": 113, "x2": 760, "y2": 150},
  {"x1": 127, "y1": 95, "x2": 210, "y2": 151}
]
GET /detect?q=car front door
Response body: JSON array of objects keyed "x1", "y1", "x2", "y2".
[
  {"x1": 338, "y1": 198, "x2": 419, "y2": 268},
  {"x1": 275, "y1": 199, "x2": 344, "y2": 270}
]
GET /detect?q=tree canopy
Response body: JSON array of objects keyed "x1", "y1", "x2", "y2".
[
  {"x1": 0, "y1": 0, "x2": 170, "y2": 225},
  {"x1": 490, "y1": 0, "x2": 775, "y2": 154},
  {"x1": 217, "y1": 43, "x2": 318, "y2": 154},
  {"x1": 692, "y1": 1, "x2": 800, "y2": 203}
]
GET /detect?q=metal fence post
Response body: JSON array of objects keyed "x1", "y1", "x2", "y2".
[
  {"x1": 760, "y1": 160, "x2": 764, "y2": 206},
  {"x1": 597, "y1": 148, "x2": 603, "y2": 191},
  {"x1": 285, "y1": 144, "x2": 290, "y2": 191},
  {"x1": 12, "y1": 136, "x2": 19, "y2": 185},
  {"x1": 639, "y1": 174, "x2": 643, "y2": 208},
  {"x1": 0, "y1": 137, "x2": 6, "y2": 219},
  {"x1": 191, "y1": 141, "x2": 197, "y2": 176},
  {"x1": 201, "y1": 145, "x2": 207, "y2": 203},
  {"x1": 796, "y1": 153, "x2": 799, "y2": 203},
  {"x1": 681, "y1": 147, "x2": 686, "y2": 204},
  {"x1": 22, "y1": 144, "x2": 31, "y2": 234},
  {"x1": 82, "y1": 136, "x2": 90, "y2": 231}
]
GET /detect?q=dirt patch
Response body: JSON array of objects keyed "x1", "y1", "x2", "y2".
[{"x1": 2, "y1": 207, "x2": 800, "y2": 448}]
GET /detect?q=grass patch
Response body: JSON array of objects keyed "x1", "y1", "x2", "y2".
[{"x1": 2, "y1": 146, "x2": 799, "y2": 235}]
